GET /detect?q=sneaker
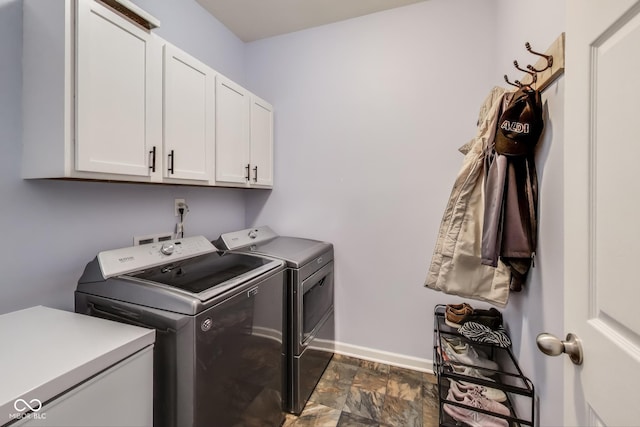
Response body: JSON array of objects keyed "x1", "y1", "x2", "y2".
[
  {"x1": 443, "y1": 388, "x2": 508, "y2": 427},
  {"x1": 452, "y1": 365, "x2": 497, "y2": 380},
  {"x1": 459, "y1": 321, "x2": 512, "y2": 348},
  {"x1": 441, "y1": 337, "x2": 499, "y2": 372},
  {"x1": 443, "y1": 337, "x2": 491, "y2": 359},
  {"x1": 445, "y1": 303, "x2": 473, "y2": 328},
  {"x1": 449, "y1": 378, "x2": 507, "y2": 403}
]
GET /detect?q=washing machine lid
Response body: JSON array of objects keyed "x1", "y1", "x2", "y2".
[
  {"x1": 126, "y1": 251, "x2": 271, "y2": 294},
  {"x1": 216, "y1": 227, "x2": 333, "y2": 268},
  {"x1": 77, "y1": 236, "x2": 284, "y2": 314}
]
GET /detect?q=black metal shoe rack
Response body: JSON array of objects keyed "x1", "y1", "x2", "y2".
[{"x1": 433, "y1": 305, "x2": 535, "y2": 427}]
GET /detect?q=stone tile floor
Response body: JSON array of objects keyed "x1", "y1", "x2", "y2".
[{"x1": 283, "y1": 354, "x2": 440, "y2": 427}]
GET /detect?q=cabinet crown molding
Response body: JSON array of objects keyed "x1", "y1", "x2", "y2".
[{"x1": 98, "y1": 0, "x2": 161, "y2": 29}]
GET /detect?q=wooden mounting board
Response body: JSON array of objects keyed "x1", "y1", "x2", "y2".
[{"x1": 531, "y1": 33, "x2": 565, "y2": 92}]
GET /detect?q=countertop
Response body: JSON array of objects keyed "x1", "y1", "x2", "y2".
[{"x1": 0, "y1": 306, "x2": 155, "y2": 425}]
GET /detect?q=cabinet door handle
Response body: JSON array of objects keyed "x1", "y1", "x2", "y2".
[
  {"x1": 253, "y1": 166, "x2": 258, "y2": 182},
  {"x1": 168, "y1": 150, "x2": 175, "y2": 175},
  {"x1": 245, "y1": 163, "x2": 250, "y2": 181},
  {"x1": 149, "y1": 146, "x2": 156, "y2": 172}
]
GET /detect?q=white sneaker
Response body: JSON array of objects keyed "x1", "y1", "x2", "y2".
[
  {"x1": 452, "y1": 365, "x2": 496, "y2": 379},
  {"x1": 442, "y1": 336, "x2": 491, "y2": 359},
  {"x1": 449, "y1": 378, "x2": 507, "y2": 403},
  {"x1": 441, "y1": 337, "x2": 499, "y2": 372},
  {"x1": 443, "y1": 387, "x2": 509, "y2": 427}
]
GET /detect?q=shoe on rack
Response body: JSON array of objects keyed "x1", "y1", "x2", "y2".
[
  {"x1": 441, "y1": 336, "x2": 491, "y2": 360},
  {"x1": 449, "y1": 377, "x2": 507, "y2": 403},
  {"x1": 443, "y1": 387, "x2": 509, "y2": 427},
  {"x1": 459, "y1": 321, "x2": 512, "y2": 348},
  {"x1": 440, "y1": 337, "x2": 499, "y2": 372},
  {"x1": 445, "y1": 303, "x2": 473, "y2": 329},
  {"x1": 442, "y1": 336, "x2": 488, "y2": 354},
  {"x1": 452, "y1": 365, "x2": 497, "y2": 380},
  {"x1": 462, "y1": 307, "x2": 504, "y2": 330}
]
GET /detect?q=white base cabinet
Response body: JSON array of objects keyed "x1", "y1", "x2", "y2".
[
  {"x1": 22, "y1": 0, "x2": 272, "y2": 189},
  {"x1": 13, "y1": 348, "x2": 153, "y2": 427},
  {"x1": 0, "y1": 306, "x2": 155, "y2": 427}
]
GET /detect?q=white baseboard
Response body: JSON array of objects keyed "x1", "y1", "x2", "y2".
[
  {"x1": 252, "y1": 328, "x2": 434, "y2": 374},
  {"x1": 333, "y1": 341, "x2": 434, "y2": 373}
]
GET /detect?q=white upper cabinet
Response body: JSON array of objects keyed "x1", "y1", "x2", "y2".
[
  {"x1": 215, "y1": 75, "x2": 274, "y2": 188},
  {"x1": 22, "y1": 0, "x2": 272, "y2": 189},
  {"x1": 22, "y1": 0, "x2": 162, "y2": 182},
  {"x1": 249, "y1": 96, "x2": 274, "y2": 187},
  {"x1": 75, "y1": 0, "x2": 162, "y2": 177},
  {"x1": 162, "y1": 43, "x2": 214, "y2": 182},
  {"x1": 215, "y1": 75, "x2": 251, "y2": 185}
]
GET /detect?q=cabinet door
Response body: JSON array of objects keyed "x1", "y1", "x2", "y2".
[
  {"x1": 14, "y1": 347, "x2": 153, "y2": 427},
  {"x1": 75, "y1": 0, "x2": 161, "y2": 176},
  {"x1": 163, "y1": 44, "x2": 214, "y2": 181},
  {"x1": 215, "y1": 76, "x2": 251, "y2": 185},
  {"x1": 249, "y1": 96, "x2": 274, "y2": 187}
]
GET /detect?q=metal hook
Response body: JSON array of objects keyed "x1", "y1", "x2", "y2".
[
  {"x1": 514, "y1": 60, "x2": 533, "y2": 76},
  {"x1": 504, "y1": 74, "x2": 521, "y2": 88},
  {"x1": 525, "y1": 42, "x2": 553, "y2": 71},
  {"x1": 513, "y1": 60, "x2": 537, "y2": 86}
]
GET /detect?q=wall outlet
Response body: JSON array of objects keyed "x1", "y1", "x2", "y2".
[
  {"x1": 133, "y1": 232, "x2": 175, "y2": 246},
  {"x1": 175, "y1": 198, "x2": 186, "y2": 216}
]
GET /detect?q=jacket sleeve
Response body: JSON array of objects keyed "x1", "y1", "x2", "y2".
[{"x1": 481, "y1": 153, "x2": 507, "y2": 267}]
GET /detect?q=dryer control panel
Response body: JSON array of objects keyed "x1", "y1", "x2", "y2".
[
  {"x1": 97, "y1": 235, "x2": 215, "y2": 278},
  {"x1": 216, "y1": 226, "x2": 278, "y2": 250}
]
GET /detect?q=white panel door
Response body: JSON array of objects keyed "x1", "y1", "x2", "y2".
[
  {"x1": 163, "y1": 44, "x2": 214, "y2": 181},
  {"x1": 250, "y1": 96, "x2": 274, "y2": 187},
  {"x1": 75, "y1": 0, "x2": 160, "y2": 176},
  {"x1": 215, "y1": 75, "x2": 250, "y2": 185},
  {"x1": 565, "y1": 1, "x2": 640, "y2": 425}
]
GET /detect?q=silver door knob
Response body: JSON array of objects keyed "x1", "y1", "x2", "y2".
[{"x1": 536, "y1": 332, "x2": 583, "y2": 365}]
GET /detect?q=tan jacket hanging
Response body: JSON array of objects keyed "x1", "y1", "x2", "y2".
[{"x1": 424, "y1": 86, "x2": 513, "y2": 307}]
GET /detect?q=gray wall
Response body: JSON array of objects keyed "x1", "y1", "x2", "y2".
[
  {"x1": 244, "y1": 0, "x2": 499, "y2": 359},
  {"x1": 0, "y1": 0, "x2": 248, "y2": 314},
  {"x1": 493, "y1": 2, "x2": 566, "y2": 425},
  {"x1": 244, "y1": 0, "x2": 566, "y2": 424},
  {"x1": 130, "y1": 0, "x2": 246, "y2": 84}
]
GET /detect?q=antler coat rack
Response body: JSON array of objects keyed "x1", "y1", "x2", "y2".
[{"x1": 504, "y1": 33, "x2": 565, "y2": 92}]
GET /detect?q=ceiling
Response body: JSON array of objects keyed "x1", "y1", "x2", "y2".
[{"x1": 195, "y1": 0, "x2": 427, "y2": 42}]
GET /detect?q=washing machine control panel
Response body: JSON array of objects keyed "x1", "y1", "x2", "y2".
[
  {"x1": 97, "y1": 235, "x2": 216, "y2": 278},
  {"x1": 217, "y1": 226, "x2": 278, "y2": 250}
]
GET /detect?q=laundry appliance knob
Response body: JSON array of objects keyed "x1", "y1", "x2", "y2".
[{"x1": 160, "y1": 242, "x2": 175, "y2": 255}]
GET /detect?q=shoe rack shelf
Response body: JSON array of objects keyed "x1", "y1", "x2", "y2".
[{"x1": 433, "y1": 305, "x2": 535, "y2": 427}]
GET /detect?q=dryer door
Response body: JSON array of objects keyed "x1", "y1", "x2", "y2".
[{"x1": 296, "y1": 262, "x2": 334, "y2": 353}]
